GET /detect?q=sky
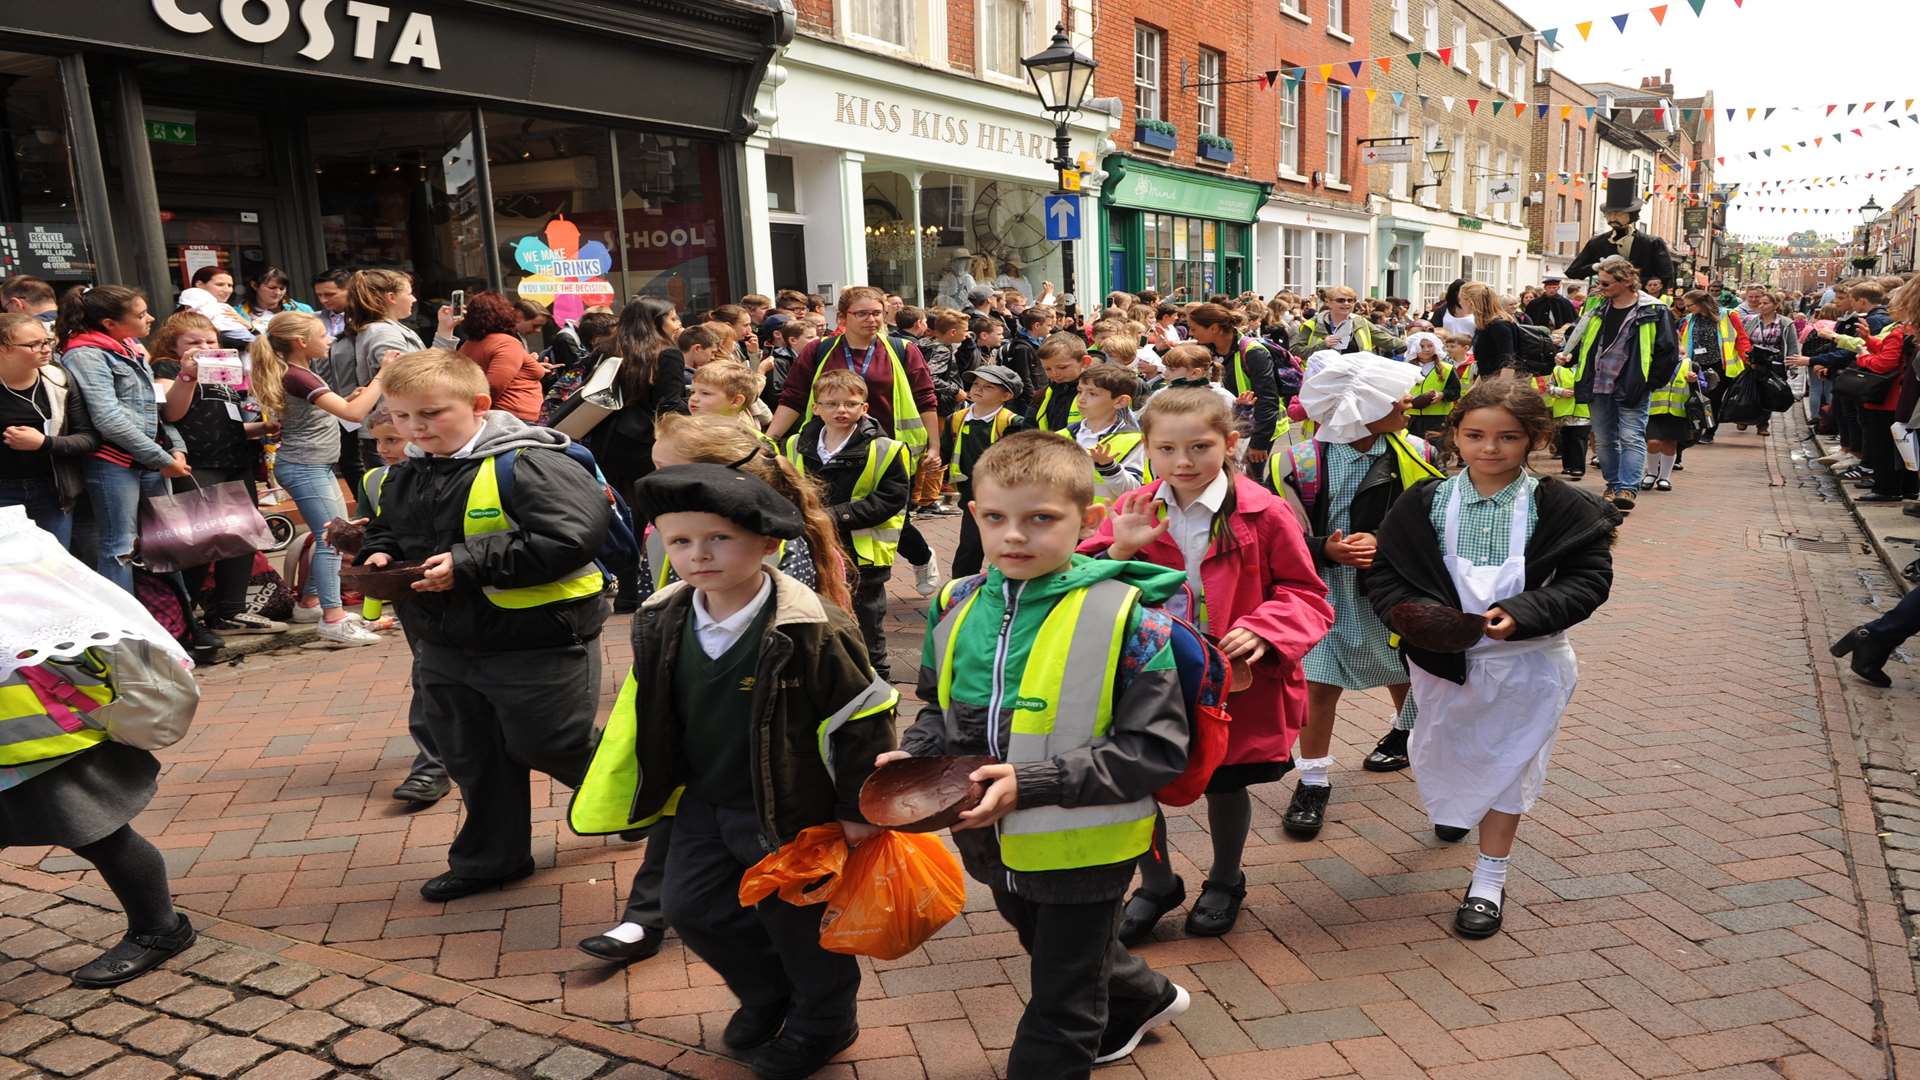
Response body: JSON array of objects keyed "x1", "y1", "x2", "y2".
[{"x1": 1499, "y1": 0, "x2": 1920, "y2": 243}]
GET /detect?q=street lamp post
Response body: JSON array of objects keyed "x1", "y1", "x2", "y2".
[
  {"x1": 1854, "y1": 195, "x2": 1883, "y2": 272},
  {"x1": 1022, "y1": 24, "x2": 1096, "y2": 303}
]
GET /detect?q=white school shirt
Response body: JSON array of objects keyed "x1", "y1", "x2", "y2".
[
  {"x1": 691, "y1": 572, "x2": 774, "y2": 659},
  {"x1": 1153, "y1": 470, "x2": 1229, "y2": 625},
  {"x1": 817, "y1": 426, "x2": 855, "y2": 465}
]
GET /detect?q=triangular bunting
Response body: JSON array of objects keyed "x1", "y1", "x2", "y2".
[
  {"x1": 1263, "y1": 70, "x2": 1279, "y2": 88},
  {"x1": 1576, "y1": 20, "x2": 1593, "y2": 39},
  {"x1": 1852, "y1": 128, "x2": 1862, "y2": 136},
  {"x1": 1442, "y1": 96, "x2": 1456, "y2": 112},
  {"x1": 1846, "y1": 103, "x2": 1856, "y2": 114},
  {"x1": 1585, "y1": 106, "x2": 1597, "y2": 120},
  {"x1": 1764, "y1": 108, "x2": 1775, "y2": 120},
  {"x1": 1438, "y1": 47, "x2": 1453, "y2": 65},
  {"x1": 1349, "y1": 60, "x2": 1364, "y2": 78},
  {"x1": 1319, "y1": 64, "x2": 1334, "y2": 80},
  {"x1": 1542, "y1": 28, "x2": 1559, "y2": 48},
  {"x1": 1654, "y1": 108, "x2": 1665, "y2": 123},
  {"x1": 1611, "y1": 13, "x2": 1630, "y2": 32},
  {"x1": 1686, "y1": 0, "x2": 1705, "y2": 12},
  {"x1": 1650, "y1": 5, "x2": 1667, "y2": 24},
  {"x1": 1537, "y1": 103, "x2": 1549, "y2": 119},
  {"x1": 1407, "y1": 52, "x2": 1423, "y2": 68},
  {"x1": 1376, "y1": 57, "x2": 1393, "y2": 75},
  {"x1": 1507, "y1": 35, "x2": 1524, "y2": 51},
  {"x1": 1390, "y1": 90, "x2": 1404, "y2": 107},
  {"x1": 1745, "y1": 108, "x2": 1755, "y2": 120},
  {"x1": 1491, "y1": 101, "x2": 1505, "y2": 116},
  {"x1": 1466, "y1": 99, "x2": 1480, "y2": 115},
  {"x1": 1628, "y1": 107, "x2": 1642, "y2": 122},
  {"x1": 1560, "y1": 105, "x2": 1571, "y2": 119},
  {"x1": 1725, "y1": 108, "x2": 1734, "y2": 121},
  {"x1": 1364, "y1": 88, "x2": 1377, "y2": 103}
]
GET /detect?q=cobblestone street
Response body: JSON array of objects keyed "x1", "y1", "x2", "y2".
[{"x1": 8, "y1": 416, "x2": 1920, "y2": 1078}]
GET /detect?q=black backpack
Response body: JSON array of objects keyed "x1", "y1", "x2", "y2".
[{"x1": 1511, "y1": 322, "x2": 1559, "y2": 376}]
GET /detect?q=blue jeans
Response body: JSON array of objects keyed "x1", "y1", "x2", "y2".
[
  {"x1": 84, "y1": 459, "x2": 171, "y2": 593},
  {"x1": 0, "y1": 476, "x2": 71, "y2": 549},
  {"x1": 1589, "y1": 392, "x2": 1649, "y2": 493},
  {"x1": 276, "y1": 460, "x2": 349, "y2": 610},
  {"x1": 1805, "y1": 372, "x2": 1831, "y2": 426}
]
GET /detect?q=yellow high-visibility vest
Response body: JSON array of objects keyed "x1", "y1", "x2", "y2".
[{"x1": 800, "y1": 335, "x2": 928, "y2": 460}]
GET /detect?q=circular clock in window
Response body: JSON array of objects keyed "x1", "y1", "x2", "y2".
[{"x1": 971, "y1": 183, "x2": 1058, "y2": 266}]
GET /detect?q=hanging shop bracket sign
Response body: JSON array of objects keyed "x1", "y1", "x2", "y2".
[{"x1": 1101, "y1": 157, "x2": 1267, "y2": 224}]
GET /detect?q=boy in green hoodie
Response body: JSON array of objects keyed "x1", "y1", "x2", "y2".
[{"x1": 878, "y1": 430, "x2": 1191, "y2": 1075}]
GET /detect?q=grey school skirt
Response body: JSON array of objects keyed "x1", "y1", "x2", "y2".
[{"x1": 0, "y1": 742, "x2": 160, "y2": 849}]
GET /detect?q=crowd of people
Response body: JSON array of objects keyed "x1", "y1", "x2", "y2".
[{"x1": 3, "y1": 253, "x2": 1918, "y2": 1080}]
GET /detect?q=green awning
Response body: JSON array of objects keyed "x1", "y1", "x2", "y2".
[{"x1": 1101, "y1": 156, "x2": 1268, "y2": 224}]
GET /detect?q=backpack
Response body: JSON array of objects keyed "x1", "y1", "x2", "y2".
[
  {"x1": 1265, "y1": 341, "x2": 1304, "y2": 398},
  {"x1": 935, "y1": 575, "x2": 1232, "y2": 808},
  {"x1": 492, "y1": 442, "x2": 639, "y2": 575},
  {"x1": 1511, "y1": 322, "x2": 1559, "y2": 376}
]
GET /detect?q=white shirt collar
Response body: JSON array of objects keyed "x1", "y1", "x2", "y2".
[
  {"x1": 817, "y1": 425, "x2": 856, "y2": 462},
  {"x1": 966, "y1": 403, "x2": 1004, "y2": 422},
  {"x1": 1156, "y1": 469, "x2": 1230, "y2": 513},
  {"x1": 450, "y1": 426, "x2": 489, "y2": 459},
  {"x1": 692, "y1": 571, "x2": 773, "y2": 640}
]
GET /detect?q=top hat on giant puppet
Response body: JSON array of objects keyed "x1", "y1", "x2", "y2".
[{"x1": 1599, "y1": 173, "x2": 1643, "y2": 215}]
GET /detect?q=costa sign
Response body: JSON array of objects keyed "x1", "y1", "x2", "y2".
[{"x1": 151, "y1": 0, "x2": 442, "y2": 70}]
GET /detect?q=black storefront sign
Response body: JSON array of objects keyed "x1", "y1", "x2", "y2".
[
  {"x1": 6, "y1": 0, "x2": 786, "y2": 136},
  {"x1": 0, "y1": 224, "x2": 92, "y2": 279}
]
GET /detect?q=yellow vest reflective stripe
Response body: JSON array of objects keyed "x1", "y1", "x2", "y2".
[
  {"x1": 948, "y1": 409, "x2": 1016, "y2": 481},
  {"x1": 929, "y1": 580, "x2": 1156, "y2": 872},
  {"x1": 0, "y1": 663, "x2": 114, "y2": 766},
  {"x1": 1649, "y1": 359, "x2": 1693, "y2": 417},
  {"x1": 1547, "y1": 365, "x2": 1590, "y2": 420},
  {"x1": 1682, "y1": 314, "x2": 1741, "y2": 377},
  {"x1": 463, "y1": 456, "x2": 604, "y2": 609},
  {"x1": 1091, "y1": 431, "x2": 1144, "y2": 506},
  {"x1": 1226, "y1": 338, "x2": 1296, "y2": 441},
  {"x1": 1408, "y1": 363, "x2": 1455, "y2": 416},
  {"x1": 1037, "y1": 385, "x2": 1082, "y2": 433},
  {"x1": 788, "y1": 436, "x2": 907, "y2": 567},
  {"x1": 802, "y1": 336, "x2": 928, "y2": 459},
  {"x1": 1574, "y1": 314, "x2": 1657, "y2": 387}
]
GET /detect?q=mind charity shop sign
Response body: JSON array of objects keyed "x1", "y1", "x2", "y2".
[{"x1": 514, "y1": 216, "x2": 615, "y2": 324}]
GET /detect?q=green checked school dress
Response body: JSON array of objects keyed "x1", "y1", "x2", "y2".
[{"x1": 1301, "y1": 441, "x2": 1418, "y2": 702}]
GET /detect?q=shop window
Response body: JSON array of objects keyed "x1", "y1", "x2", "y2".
[
  {"x1": 766, "y1": 154, "x2": 798, "y2": 213},
  {"x1": 309, "y1": 110, "x2": 489, "y2": 310},
  {"x1": 1472, "y1": 254, "x2": 1499, "y2": 284},
  {"x1": 486, "y1": 114, "x2": 622, "y2": 323},
  {"x1": 981, "y1": 0, "x2": 1030, "y2": 80},
  {"x1": 615, "y1": 130, "x2": 732, "y2": 316},
  {"x1": 0, "y1": 51, "x2": 92, "y2": 284},
  {"x1": 863, "y1": 170, "x2": 1061, "y2": 308},
  {"x1": 1421, "y1": 246, "x2": 1456, "y2": 308},
  {"x1": 850, "y1": 0, "x2": 914, "y2": 50},
  {"x1": 1141, "y1": 212, "x2": 1217, "y2": 296},
  {"x1": 145, "y1": 109, "x2": 271, "y2": 188},
  {"x1": 1134, "y1": 26, "x2": 1163, "y2": 123},
  {"x1": 1196, "y1": 50, "x2": 1222, "y2": 138}
]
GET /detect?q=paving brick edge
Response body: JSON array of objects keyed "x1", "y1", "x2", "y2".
[
  {"x1": 1771, "y1": 416, "x2": 1920, "y2": 1075},
  {"x1": 0, "y1": 858, "x2": 738, "y2": 1078}
]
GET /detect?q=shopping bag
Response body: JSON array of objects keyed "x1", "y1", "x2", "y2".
[
  {"x1": 554, "y1": 354, "x2": 625, "y2": 439},
  {"x1": 1719, "y1": 374, "x2": 1767, "y2": 424},
  {"x1": 817, "y1": 830, "x2": 965, "y2": 960},
  {"x1": 738, "y1": 823, "x2": 849, "y2": 908},
  {"x1": 137, "y1": 479, "x2": 275, "y2": 573},
  {"x1": 1759, "y1": 371, "x2": 1795, "y2": 414}
]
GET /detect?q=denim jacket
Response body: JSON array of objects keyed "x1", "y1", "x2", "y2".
[{"x1": 60, "y1": 342, "x2": 178, "y2": 470}]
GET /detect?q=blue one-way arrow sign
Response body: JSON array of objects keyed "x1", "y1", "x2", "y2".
[{"x1": 1044, "y1": 194, "x2": 1080, "y2": 241}]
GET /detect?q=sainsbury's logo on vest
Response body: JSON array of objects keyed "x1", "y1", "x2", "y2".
[{"x1": 151, "y1": 0, "x2": 442, "y2": 71}]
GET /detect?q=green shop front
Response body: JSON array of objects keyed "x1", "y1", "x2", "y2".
[{"x1": 1098, "y1": 157, "x2": 1267, "y2": 298}]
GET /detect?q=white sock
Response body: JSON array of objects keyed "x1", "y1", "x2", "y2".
[
  {"x1": 1468, "y1": 853, "x2": 1510, "y2": 904},
  {"x1": 1295, "y1": 755, "x2": 1334, "y2": 788},
  {"x1": 601, "y1": 922, "x2": 648, "y2": 944},
  {"x1": 1655, "y1": 452, "x2": 1675, "y2": 481}
]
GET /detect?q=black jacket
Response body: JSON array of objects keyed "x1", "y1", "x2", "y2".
[
  {"x1": 1281, "y1": 437, "x2": 1435, "y2": 583},
  {"x1": 627, "y1": 573, "x2": 897, "y2": 845},
  {"x1": 1366, "y1": 476, "x2": 1619, "y2": 684},
  {"x1": 1568, "y1": 296, "x2": 1680, "y2": 407},
  {"x1": 1215, "y1": 339, "x2": 1284, "y2": 453},
  {"x1": 1525, "y1": 293, "x2": 1579, "y2": 330},
  {"x1": 359, "y1": 413, "x2": 611, "y2": 652},
  {"x1": 1566, "y1": 229, "x2": 1676, "y2": 287},
  {"x1": 1004, "y1": 334, "x2": 1043, "y2": 410},
  {"x1": 790, "y1": 416, "x2": 912, "y2": 545}
]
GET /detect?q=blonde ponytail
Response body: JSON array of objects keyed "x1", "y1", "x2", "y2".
[{"x1": 250, "y1": 311, "x2": 325, "y2": 422}]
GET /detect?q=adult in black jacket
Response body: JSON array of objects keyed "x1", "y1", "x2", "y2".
[
  {"x1": 1365, "y1": 475, "x2": 1619, "y2": 685},
  {"x1": 1524, "y1": 278, "x2": 1578, "y2": 332},
  {"x1": 1187, "y1": 302, "x2": 1282, "y2": 461},
  {"x1": 1461, "y1": 283, "x2": 1521, "y2": 380}
]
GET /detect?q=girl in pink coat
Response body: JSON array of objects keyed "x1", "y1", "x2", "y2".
[{"x1": 1079, "y1": 387, "x2": 1333, "y2": 942}]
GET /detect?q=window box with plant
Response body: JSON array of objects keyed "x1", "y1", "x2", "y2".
[
  {"x1": 1198, "y1": 132, "x2": 1235, "y2": 164},
  {"x1": 1135, "y1": 118, "x2": 1177, "y2": 151}
]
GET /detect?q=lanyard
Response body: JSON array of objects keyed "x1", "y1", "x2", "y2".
[
  {"x1": 2, "y1": 376, "x2": 48, "y2": 423},
  {"x1": 847, "y1": 340, "x2": 880, "y2": 380}
]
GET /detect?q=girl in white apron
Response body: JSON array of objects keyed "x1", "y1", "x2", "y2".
[{"x1": 1366, "y1": 375, "x2": 1620, "y2": 939}]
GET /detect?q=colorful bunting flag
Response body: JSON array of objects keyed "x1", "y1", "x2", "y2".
[
  {"x1": 1466, "y1": 99, "x2": 1480, "y2": 115},
  {"x1": 1541, "y1": 28, "x2": 1559, "y2": 48},
  {"x1": 1611, "y1": 13, "x2": 1630, "y2": 32},
  {"x1": 1650, "y1": 5, "x2": 1667, "y2": 25},
  {"x1": 1348, "y1": 60, "x2": 1364, "y2": 78},
  {"x1": 1576, "y1": 20, "x2": 1593, "y2": 39}
]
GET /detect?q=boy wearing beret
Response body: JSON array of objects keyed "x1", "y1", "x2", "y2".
[{"x1": 572, "y1": 464, "x2": 898, "y2": 1080}]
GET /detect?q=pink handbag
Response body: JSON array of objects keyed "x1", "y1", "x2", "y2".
[{"x1": 137, "y1": 478, "x2": 276, "y2": 573}]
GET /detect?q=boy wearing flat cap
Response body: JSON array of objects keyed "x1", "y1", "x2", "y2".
[
  {"x1": 570, "y1": 464, "x2": 897, "y2": 1080},
  {"x1": 946, "y1": 364, "x2": 1032, "y2": 577}
]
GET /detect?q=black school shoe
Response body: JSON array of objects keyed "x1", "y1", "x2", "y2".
[
  {"x1": 1831, "y1": 627, "x2": 1895, "y2": 688},
  {"x1": 723, "y1": 998, "x2": 790, "y2": 1051},
  {"x1": 1184, "y1": 873, "x2": 1247, "y2": 937},
  {"x1": 420, "y1": 861, "x2": 536, "y2": 901},
  {"x1": 1454, "y1": 895, "x2": 1502, "y2": 939},
  {"x1": 1363, "y1": 730, "x2": 1410, "y2": 772},
  {"x1": 392, "y1": 771, "x2": 451, "y2": 804},
  {"x1": 1434, "y1": 825, "x2": 1470, "y2": 843},
  {"x1": 1118, "y1": 876, "x2": 1186, "y2": 946},
  {"x1": 747, "y1": 1024, "x2": 858, "y2": 1079},
  {"x1": 71, "y1": 914, "x2": 195, "y2": 988},
  {"x1": 1282, "y1": 782, "x2": 1331, "y2": 839},
  {"x1": 576, "y1": 929, "x2": 664, "y2": 967}
]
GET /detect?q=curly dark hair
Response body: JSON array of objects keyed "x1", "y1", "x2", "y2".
[{"x1": 458, "y1": 290, "x2": 522, "y2": 340}]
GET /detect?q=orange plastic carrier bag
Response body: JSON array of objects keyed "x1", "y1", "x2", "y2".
[{"x1": 818, "y1": 830, "x2": 965, "y2": 960}]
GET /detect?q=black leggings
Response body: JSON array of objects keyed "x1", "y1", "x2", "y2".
[{"x1": 71, "y1": 825, "x2": 177, "y2": 936}]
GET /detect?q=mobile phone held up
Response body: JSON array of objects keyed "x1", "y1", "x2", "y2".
[{"x1": 450, "y1": 290, "x2": 466, "y2": 318}]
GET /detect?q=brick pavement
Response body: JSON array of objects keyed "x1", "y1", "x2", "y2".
[{"x1": 6, "y1": 428, "x2": 1918, "y2": 1078}]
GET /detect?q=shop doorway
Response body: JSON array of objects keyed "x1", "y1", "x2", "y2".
[
  {"x1": 159, "y1": 204, "x2": 278, "y2": 294},
  {"x1": 770, "y1": 224, "x2": 807, "y2": 292}
]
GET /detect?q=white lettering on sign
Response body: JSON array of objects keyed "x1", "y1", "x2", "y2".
[
  {"x1": 833, "y1": 92, "x2": 1046, "y2": 162},
  {"x1": 152, "y1": 0, "x2": 440, "y2": 70},
  {"x1": 626, "y1": 227, "x2": 712, "y2": 253}
]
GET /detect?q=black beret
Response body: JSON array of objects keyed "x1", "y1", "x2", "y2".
[{"x1": 632, "y1": 463, "x2": 804, "y2": 540}]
